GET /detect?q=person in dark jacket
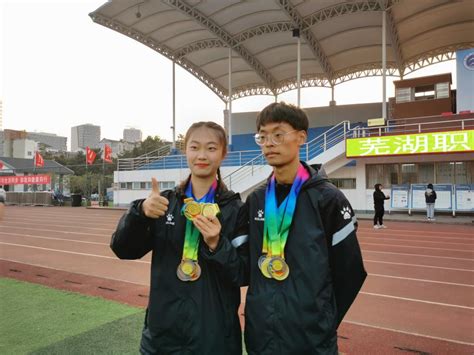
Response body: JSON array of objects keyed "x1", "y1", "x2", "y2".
[
  {"x1": 230, "y1": 102, "x2": 366, "y2": 354},
  {"x1": 425, "y1": 183, "x2": 437, "y2": 221},
  {"x1": 110, "y1": 122, "x2": 247, "y2": 355},
  {"x1": 373, "y1": 183, "x2": 390, "y2": 229}
]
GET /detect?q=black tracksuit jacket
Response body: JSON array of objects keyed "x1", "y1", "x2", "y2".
[
  {"x1": 110, "y1": 185, "x2": 247, "y2": 355},
  {"x1": 213, "y1": 162, "x2": 367, "y2": 354}
]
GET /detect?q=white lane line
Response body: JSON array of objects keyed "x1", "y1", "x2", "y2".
[
  {"x1": 363, "y1": 250, "x2": 474, "y2": 261},
  {"x1": 0, "y1": 232, "x2": 109, "y2": 246},
  {"x1": 359, "y1": 233, "x2": 473, "y2": 241},
  {"x1": 359, "y1": 236, "x2": 474, "y2": 246},
  {"x1": 358, "y1": 229, "x2": 472, "y2": 237},
  {"x1": 0, "y1": 258, "x2": 149, "y2": 286},
  {"x1": 0, "y1": 242, "x2": 150, "y2": 264},
  {"x1": 364, "y1": 259, "x2": 474, "y2": 272},
  {"x1": 2, "y1": 221, "x2": 114, "y2": 232},
  {"x1": 360, "y1": 242, "x2": 474, "y2": 253},
  {"x1": 359, "y1": 291, "x2": 474, "y2": 310},
  {"x1": 369, "y1": 273, "x2": 474, "y2": 287},
  {"x1": 0, "y1": 227, "x2": 109, "y2": 238},
  {"x1": 342, "y1": 320, "x2": 474, "y2": 346}
]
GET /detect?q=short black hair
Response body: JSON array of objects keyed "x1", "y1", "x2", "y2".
[{"x1": 256, "y1": 102, "x2": 309, "y2": 132}]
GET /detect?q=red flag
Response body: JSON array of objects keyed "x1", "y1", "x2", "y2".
[
  {"x1": 104, "y1": 144, "x2": 113, "y2": 163},
  {"x1": 35, "y1": 152, "x2": 44, "y2": 168},
  {"x1": 86, "y1": 147, "x2": 97, "y2": 165}
]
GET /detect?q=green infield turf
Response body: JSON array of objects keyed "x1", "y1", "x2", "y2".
[{"x1": 0, "y1": 278, "x2": 144, "y2": 354}]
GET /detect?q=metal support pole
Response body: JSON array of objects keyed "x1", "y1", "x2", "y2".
[
  {"x1": 297, "y1": 35, "x2": 301, "y2": 107},
  {"x1": 382, "y1": 10, "x2": 387, "y2": 120},
  {"x1": 172, "y1": 62, "x2": 176, "y2": 150},
  {"x1": 228, "y1": 47, "x2": 233, "y2": 146}
]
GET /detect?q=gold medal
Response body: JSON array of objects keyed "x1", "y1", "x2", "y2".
[
  {"x1": 183, "y1": 200, "x2": 201, "y2": 220},
  {"x1": 258, "y1": 255, "x2": 272, "y2": 279},
  {"x1": 177, "y1": 259, "x2": 201, "y2": 281},
  {"x1": 201, "y1": 203, "x2": 220, "y2": 218},
  {"x1": 268, "y1": 256, "x2": 289, "y2": 281}
]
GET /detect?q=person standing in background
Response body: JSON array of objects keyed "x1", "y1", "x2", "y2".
[
  {"x1": 373, "y1": 183, "x2": 390, "y2": 229},
  {"x1": 425, "y1": 183, "x2": 437, "y2": 221}
]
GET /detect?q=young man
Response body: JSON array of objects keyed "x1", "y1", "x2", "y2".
[{"x1": 242, "y1": 102, "x2": 366, "y2": 354}]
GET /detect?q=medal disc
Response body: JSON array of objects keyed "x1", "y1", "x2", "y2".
[
  {"x1": 202, "y1": 203, "x2": 219, "y2": 218},
  {"x1": 184, "y1": 201, "x2": 201, "y2": 220},
  {"x1": 177, "y1": 259, "x2": 200, "y2": 281},
  {"x1": 259, "y1": 256, "x2": 272, "y2": 279},
  {"x1": 268, "y1": 256, "x2": 289, "y2": 281}
]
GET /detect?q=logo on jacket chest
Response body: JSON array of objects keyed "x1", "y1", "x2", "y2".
[
  {"x1": 165, "y1": 213, "x2": 175, "y2": 225},
  {"x1": 254, "y1": 209, "x2": 265, "y2": 222}
]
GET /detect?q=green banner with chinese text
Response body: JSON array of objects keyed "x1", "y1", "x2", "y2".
[{"x1": 346, "y1": 130, "x2": 474, "y2": 157}]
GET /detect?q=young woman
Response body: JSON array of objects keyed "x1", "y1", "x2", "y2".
[
  {"x1": 110, "y1": 122, "x2": 246, "y2": 354},
  {"x1": 373, "y1": 183, "x2": 390, "y2": 229}
]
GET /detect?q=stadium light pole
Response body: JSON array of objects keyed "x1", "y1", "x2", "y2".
[
  {"x1": 172, "y1": 61, "x2": 176, "y2": 151},
  {"x1": 382, "y1": 10, "x2": 387, "y2": 121},
  {"x1": 293, "y1": 28, "x2": 301, "y2": 107},
  {"x1": 228, "y1": 47, "x2": 233, "y2": 147}
]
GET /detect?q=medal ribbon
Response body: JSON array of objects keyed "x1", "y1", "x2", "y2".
[
  {"x1": 262, "y1": 164, "x2": 310, "y2": 258},
  {"x1": 181, "y1": 180, "x2": 218, "y2": 260}
]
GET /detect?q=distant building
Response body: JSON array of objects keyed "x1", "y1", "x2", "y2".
[
  {"x1": 27, "y1": 132, "x2": 67, "y2": 152},
  {"x1": 100, "y1": 138, "x2": 136, "y2": 158},
  {"x1": 0, "y1": 99, "x2": 3, "y2": 130},
  {"x1": 1, "y1": 129, "x2": 37, "y2": 159},
  {"x1": 71, "y1": 124, "x2": 100, "y2": 152},
  {"x1": 123, "y1": 128, "x2": 142, "y2": 143}
]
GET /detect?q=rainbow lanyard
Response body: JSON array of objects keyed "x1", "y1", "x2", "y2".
[
  {"x1": 262, "y1": 164, "x2": 310, "y2": 258},
  {"x1": 181, "y1": 180, "x2": 218, "y2": 261}
]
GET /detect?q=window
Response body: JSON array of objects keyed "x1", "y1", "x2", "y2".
[
  {"x1": 401, "y1": 164, "x2": 417, "y2": 184},
  {"x1": 435, "y1": 82, "x2": 449, "y2": 99},
  {"x1": 366, "y1": 164, "x2": 398, "y2": 188},
  {"x1": 454, "y1": 161, "x2": 474, "y2": 184},
  {"x1": 418, "y1": 163, "x2": 434, "y2": 184},
  {"x1": 160, "y1": 181, "x2": 175, "y2": 190},
  {"x1": 414, "y1": 85, "x2": 435, "y2": 101},
  {"x1": 331, "y1": 178, "x2": 356, "y2": 189},
  {"x1": 395, "y1": 87, "x2": 412, "y2": 103},
  {"x1": 120, "y1": 182, "x2": 127, "y2": 189},
  {"x1": 132, "y1": 182, "x2": 141, "y2": 190},
  {"x1": 140, "y1": 182, "x2": 147, "y2": 189},
  {"x1": 435, "y1": 162, "x2": 453, "y2": 183}
]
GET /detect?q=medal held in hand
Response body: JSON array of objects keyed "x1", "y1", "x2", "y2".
[
  {"x1": 259, "y1": 164, "x2": 309, "y2": 281},
  {"x1": 177, "y1": 180, "x2": 218, "y2": 282}
]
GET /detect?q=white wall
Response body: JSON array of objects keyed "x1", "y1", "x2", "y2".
[{"x1": 113, "y1": 166, "x2": 239, "y2": 206}]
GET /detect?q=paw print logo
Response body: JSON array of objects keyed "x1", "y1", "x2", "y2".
[
  {"x1": 166, "y1": 214, "x2": 174, "y2": 222},
  {"x1": 257, "y1": 210, "x2": 264, "y2": 218},
  {"x1": 341, "y1": 206, "x2": 351, "y2": 220}
]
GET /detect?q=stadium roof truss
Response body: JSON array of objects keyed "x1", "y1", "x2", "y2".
[{"x1": 90, "y1": 0, "x2": 474, "y2": 102}]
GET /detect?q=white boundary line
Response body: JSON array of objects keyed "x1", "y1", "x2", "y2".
[
  {"x1": 359, "y1": 236, "x2": 474, "y2": 246},
  {"x1": 359, "y1": 291, "x2": 474, "y2": 309},
  {"x1": 342, "y1": 320, "x2": 474, "y2": 346},
  {"x1": 0, "y1": 242, "x2": 150, "y2": 264},
  {"x1": 364, "y1": 259, "x2": 474, "y2": 272},
  {"x1": 360, "y1": 242, "x2": 474, "y2": 253},
  {"x1": 0, "y1": 232, "x2": 109, "y2": 246},
  {"x1": 368, "y1": 273, "x2": 474, "y2": 287},
  {"x1": 363, "y1": 250, "x2": 474, "y2": 261}
]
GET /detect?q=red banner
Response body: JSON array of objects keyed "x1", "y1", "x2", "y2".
[
  {"x1": 104, "y1": 144, "x2": 113, "y2": 163},
  {"x1": 86, "y1": 146, "x2": 97, "y2": 165},
  {"x1": 35, "y1": 152, "x2": 45, "y2": 167},
  {"x1": 0, "y1": 175, "x2": 51, "y2": 185}
]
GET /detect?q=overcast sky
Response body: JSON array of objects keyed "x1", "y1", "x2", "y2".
[{"x1": 1, "y1": 0, "x2": 457, "y2": 149}]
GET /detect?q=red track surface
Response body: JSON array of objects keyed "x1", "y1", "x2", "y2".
[{"x1": 1, "y1": 206, "x2": 473, "y2": 354}]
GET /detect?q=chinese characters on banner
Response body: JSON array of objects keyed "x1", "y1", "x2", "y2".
[
  {"x1": 346, "y1": 130, "x2": 474, "y2": 157},
  {"x1": 0, "y1": 175, "x2": 51, "y2": 185}
]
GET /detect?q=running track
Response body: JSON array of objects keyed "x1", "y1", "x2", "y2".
[{"x1": 1, "y1": 206, "x2": 473, "y2": 354}]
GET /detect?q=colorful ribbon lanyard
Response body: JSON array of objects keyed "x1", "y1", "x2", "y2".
[
  {"x1": 181, "y1": 180, "x2": 218, "y2": 261},
  {"x1": 262, "y1": 164, "x2": 309, "y2": 259}
]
